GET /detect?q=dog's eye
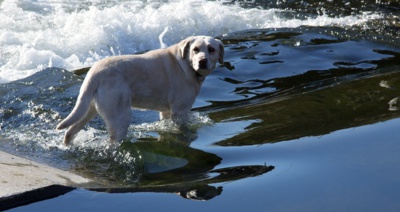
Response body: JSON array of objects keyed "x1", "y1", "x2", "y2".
[
  {"x1": 208, "y1": 47, "x2": 215, "y2": 53},
  {"x1": 193, "y1": 47, "x2": 200, "y2": 53}
]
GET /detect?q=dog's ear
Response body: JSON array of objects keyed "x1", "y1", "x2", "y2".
[
  {"x1": 179, "y1": 36, "x2": 194, "y2": 59},
  {"x1": 216, "y1": 39, "x2": 225, "y2": 65}
]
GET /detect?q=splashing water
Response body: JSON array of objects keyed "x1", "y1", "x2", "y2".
[
  {"x1": 0, "y1": 0, "x2": 398, "y2": 192},
  {"x1": 0, "y1": 0, "x2": 383, "y2": 83}
]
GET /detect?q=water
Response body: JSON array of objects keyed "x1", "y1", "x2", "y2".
[
  {"x1": 0, "y1": 0, "x2": 394, "y2": 83},
  {"x1": 1, "y1": 0, "x2": 400, "y2": 211}
]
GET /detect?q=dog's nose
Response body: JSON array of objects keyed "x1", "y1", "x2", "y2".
[{"x1": 199, "y1": 59, "x2": 208, "y2": 69}]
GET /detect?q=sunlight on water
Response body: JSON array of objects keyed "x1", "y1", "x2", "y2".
[
  {"x1": 0, "y1": 0, "x2": 399, "y2": 210},
  {"x1": 132, "y1": 112, "x2": 213, "y2": 131},
  {"x1": 2, "y1": 110, "x2": 213, "y2": 162},
  {"x1": 0, "y1": 0, "x2": 382, "y2": 83},
  {"x1": 1, "y1": 110, "x2": 206, "y2": 184}
]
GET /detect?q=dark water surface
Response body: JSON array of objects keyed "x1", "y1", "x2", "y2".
[{"x1": 1, "y1": 0, "x2": 400, "y2": 211}]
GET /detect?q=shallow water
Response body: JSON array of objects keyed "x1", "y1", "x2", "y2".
[{"x1": 1, "y1": 0, "x2": 400, "y2": 211}]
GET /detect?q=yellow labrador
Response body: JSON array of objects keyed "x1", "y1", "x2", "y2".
[{"x1": 57, "y1": 36, "x2": 224, "y2": 145}]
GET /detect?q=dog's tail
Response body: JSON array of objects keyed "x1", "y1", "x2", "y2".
[{"x1": 56, "y1": 75, "x2": 99, "y2": 130}]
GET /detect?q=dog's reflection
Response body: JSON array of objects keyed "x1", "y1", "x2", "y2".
[
  {"x1": 177, "y1": 185, "x2": 223, "y2": 201},
  {"x1": 87, "y1": 130, "x2": 274, "y2": 201}
]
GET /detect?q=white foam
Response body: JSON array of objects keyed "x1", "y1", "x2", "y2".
[{"x1": 0, "y1": 0, "x2": 382, "y2": 83}]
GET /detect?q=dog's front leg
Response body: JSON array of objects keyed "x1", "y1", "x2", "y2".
[
  {"x1": 171, "y1": 112, "x2": 190, "y2": 131},
  {"x1": 170, "y1": 111, "x2": 198, "y2": 144}
]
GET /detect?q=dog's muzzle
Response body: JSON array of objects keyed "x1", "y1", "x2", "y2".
[{"x1": 199, "y1": 58, "x2": 208, "y2": 70}]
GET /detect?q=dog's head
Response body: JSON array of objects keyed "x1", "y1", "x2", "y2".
[{"x1": 180, "y1": 36, "x2": 224, "y2": 80}]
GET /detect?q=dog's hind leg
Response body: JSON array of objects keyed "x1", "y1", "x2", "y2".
[
  {"x1": 95, "y1": 83, "x2": 132, "y2": 143},
  {"x1": 63, "y1": 104, "x2": 97, "y2": 145}
]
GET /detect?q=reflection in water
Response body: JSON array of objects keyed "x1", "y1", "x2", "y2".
[
  {"x1": 0, "y1": 68, "x2": 275, "y2": 201},
  {"x1": 207, "y1": 70, "x2": 400, "y2": 146},
  {"x1": 192, "y1": 29, "x2": 400, "y2": 146},
  {"x1": 0, "y1": 0, "x2": 399, "y2": 209},
  {"x1": 381, "y1": 79, "x2": 400, "y2": 111},
  {"x1": 1, "y1": 25, "x2": 400, "y2": 206},
  {"x1": 199, "y1": 29, "x2": 400, "y2": 110},
  {"x1": 177, "y1": 185, "x2": 223, "y2": 201},
  {"x1": 87, "y1": 140, "x2": 274, "y2": 201},
  {"x1": 388, "y1": 97, "x2": 399, "y2": 111}
]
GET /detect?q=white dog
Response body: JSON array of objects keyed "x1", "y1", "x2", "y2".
[{"x1": 57, "y1": 36, "x2": 224, "y2": 145}]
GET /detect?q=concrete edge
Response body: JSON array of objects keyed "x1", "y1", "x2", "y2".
[{"x1": 0, "y1": 151, "x2": 91, "y2": 210}]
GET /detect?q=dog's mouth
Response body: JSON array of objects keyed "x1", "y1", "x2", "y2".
[
  {"x1": 189, "y1": 58, "x2": 213, "y2": 80},
  {"x1": 199, "y1": 64, "x2": 208, "y2": 70},
  {"x1": 191, "y1": 62, "x2": 209, "y2": 71},
  {"x1": 196, "y1": 69, "x2": 210, "y2": 76},
  {"x1": 195, "y1": 69, "x2": 211, "y2": 81},
  {"x1": 193, "y1": 64, "x2": 209, "y2": 72}
]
